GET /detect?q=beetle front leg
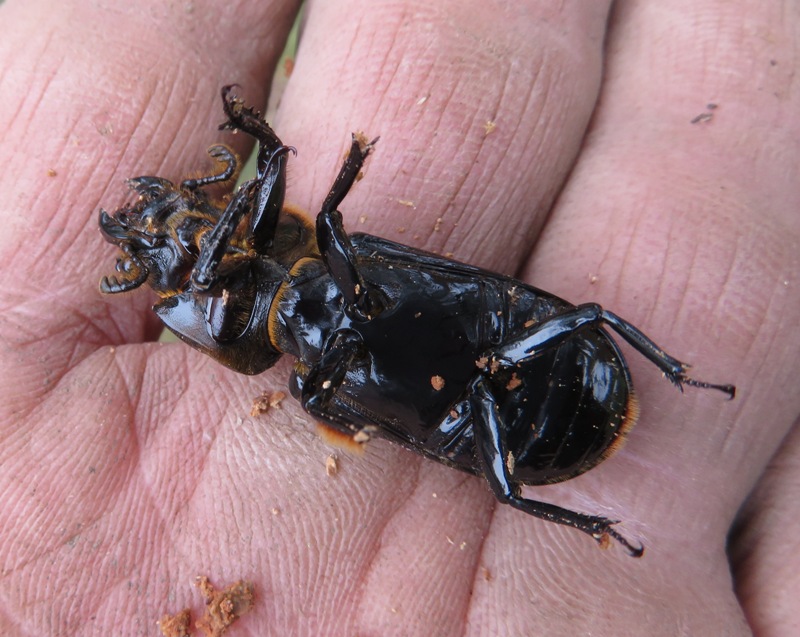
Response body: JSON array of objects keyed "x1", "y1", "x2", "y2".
[
  {"x1": 316, "y1": 135, "x2": 383, "y2": 320},
  {"x1": 190, "y1": 144, "x2": 295, "y2": 292},
  {"x1": 468, "y1": 376, "x2": 644, "y2": 557},
  {"x1": 219, "y1": 85, "x2": 283, "y2": 149},
  {"x1": 190, "y1": 180, "x2": 256, "y2": 291},
  {"x1": 218, "y1": 85, "x2": 294, "y2": 252}
]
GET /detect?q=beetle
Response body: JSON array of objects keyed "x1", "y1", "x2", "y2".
[{"x1": 99, "y1": 86, "x2": 735, "y2": 557}]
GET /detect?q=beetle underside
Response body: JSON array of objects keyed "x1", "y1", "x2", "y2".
[{"x1": 99, "y1": 86, "x2": 735, "y2": 558}]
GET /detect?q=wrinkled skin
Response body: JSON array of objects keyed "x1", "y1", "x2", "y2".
[{"x1": 1, "y1": 1, "x2": 798, "y2": 635}]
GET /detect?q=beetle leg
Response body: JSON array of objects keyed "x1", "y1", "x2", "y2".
[
  {"x1": 316, "y1": 135, "x2": 383, "y2": 320},
  {"x1": 599, "y1": 309, "x2": 735, "y2": 397},
  {"x1": 181, "y1": 145, "x2": 239, "y2": 190},
  {"x1": 321, "y1": 134, "x2": 379, "y2": 213},
  {"x1": 294, "y1": 330, "x2": 371, "y2": 430},
  {"x1": 191, "y1": 180, "x2": 257, "y2": 291},
  {"x1": 468, "y1": 376, "x2": 644, "y2": 557},
  {"x1": 491, "y1": 304, "x2": 735, "y2": 398},
  {"x1": 219, "y1": 85, "x2": 282, "y2": 150},
  {"x1": 249, "y1": 144, "x2": 294, "y2": 253},
  {"x1": 190, "y1": 144, "x2": 294, "y2": 292},
  {"x1": 300, "y1": 330, "x2": 363, "y2": 407},
  {"x1": 218, "y1": 85, "x2": 294, "y2": 252}
]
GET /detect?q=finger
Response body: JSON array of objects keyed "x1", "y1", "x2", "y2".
[
  {"x1": 274, "y1": 1, "x2": 612, "y2": 273},
  {"x1": 731, "y1": 416, "x2": 800, "y2": 635},
  {"x1": 478, "y1": 1, "x2": 798, "y2": 633},
  {"x1": 521, "y1": 0, "x2": 800, "y2": 531},
  {"x1": 0, "y1": 3, "x2": 301, "y2": 633},
  {"x1": 267, "y1": 1, "x2": 615, "y2": 634}
]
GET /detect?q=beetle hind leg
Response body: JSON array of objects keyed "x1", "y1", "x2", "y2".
[
  {"x1": 468, "y1": 376, "x2": 644, "y2": 557},
  {"x1": 491, "y1": 303, "x2": 734, "y2": 398}
]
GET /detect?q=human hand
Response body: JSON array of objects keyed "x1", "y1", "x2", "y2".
[{"x1": 1, "y1": 1, "x2": 797, "y2": 635}]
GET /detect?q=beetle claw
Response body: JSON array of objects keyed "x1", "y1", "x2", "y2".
[
  {"x1": 668, "y1": 371, "x2": 736, "y2": 399},
  {"x1": 591, "y1": 518, "x2": 644, "y2": 558}
]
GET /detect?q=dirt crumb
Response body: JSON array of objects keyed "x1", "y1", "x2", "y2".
[
  {"x1": 195, "y1": 576, "x2": 255, "y2": 637},
  {"x1": 159, "y1": 609, "x2": 191, "y2": 637},
  {"x1": 250, "y1": 390, "x2": 286, "y2": 416},
  {"x1": 431, "y1": 375, "x2": 445, "y2": 391},
  {"x1": 326, "y1": 454, "x2": 339, "y2": 476}
]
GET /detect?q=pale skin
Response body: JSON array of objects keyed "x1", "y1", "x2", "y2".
[{"x1": 1, "y1": 1, "x2": 799, "y2": 635}]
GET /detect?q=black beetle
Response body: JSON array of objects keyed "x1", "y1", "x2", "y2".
[{"x1": 99, "y1": 86, "x2": 735, "y2": 557}]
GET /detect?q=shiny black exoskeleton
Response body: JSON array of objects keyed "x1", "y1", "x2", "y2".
[{"x1": 99, "y1": 86, "x2": 735, "y2": 557}]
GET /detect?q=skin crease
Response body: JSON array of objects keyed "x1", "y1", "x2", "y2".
[{"x1": 0, "y1": 0, "x2": 798, "y2": 635}]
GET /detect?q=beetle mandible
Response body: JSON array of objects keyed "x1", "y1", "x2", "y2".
[{"x1": 99, "y1": 86, "x2": 735, "y2": 557}]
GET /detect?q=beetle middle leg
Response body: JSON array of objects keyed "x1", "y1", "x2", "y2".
[
  {"x1": 316, "y1": 135, "x2": 383, "y2": 320},
  {"x1": 468, "y1": 376, "x2": 644, "y2": 557},
  {"x1": 291, "y1": 329, "x2": 386, "y2": 438},
  {"x1": 491, "y1": 303, "x2": 735, "y2": 397}
]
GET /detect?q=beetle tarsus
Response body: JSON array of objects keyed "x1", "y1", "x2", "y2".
[
  {"x1": 677, "y1": 375, "x2": 736, "y2": 399},
  {"x1": 594, "y1": 521, "x2": 645, "y2": 558},
  {"x1": 181, "y1": 144, "x2": 239, "y2": 190}
]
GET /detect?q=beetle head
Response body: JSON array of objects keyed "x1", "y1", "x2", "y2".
[
  {"x1": 99, "y1": 177, "x2": 216, "y2": 296},
  {"x1": 99, "y1": 174, "x2": 286, "y2": 373}
]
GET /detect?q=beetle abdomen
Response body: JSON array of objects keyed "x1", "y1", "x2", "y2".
[{"x1": 499, "y1": 331, "x2": 635, "y2": 485}]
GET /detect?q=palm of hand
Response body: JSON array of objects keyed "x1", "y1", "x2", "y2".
[{"x1": 1, "y1": 2, "x2": 798, "y2": 636}]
